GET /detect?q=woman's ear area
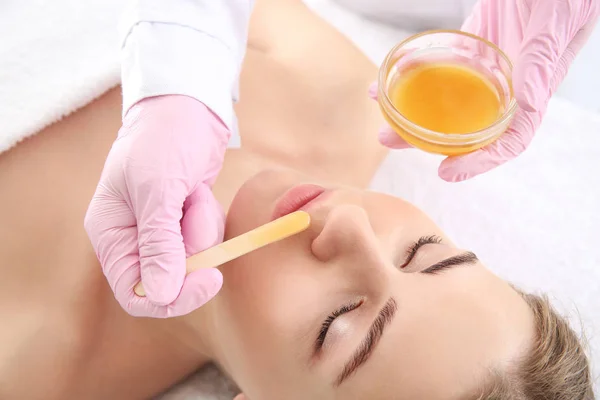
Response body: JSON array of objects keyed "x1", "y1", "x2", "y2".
[{"x1": 233, "y1": 393, "x2": 248, "y2": 400}]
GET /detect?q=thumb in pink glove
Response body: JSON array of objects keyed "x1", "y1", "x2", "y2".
[
  {"x1": 84, "y1": 95, "x2": 229, "y2": 318},
  {"x1": 374, "y1": 0, "x2": 599, "y2": 182}
]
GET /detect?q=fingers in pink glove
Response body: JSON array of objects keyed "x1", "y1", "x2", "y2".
[
  {"x1": 438, "y1": 108, "x2": 540, "y2": 182},
  {"x1": 84, "y1": 196, "x2": 223, "y2": 318},
  {"x1": 378, "y1": 124, "x2": 413, "y2": 149},
  {"x1": 131, "y1": 173, "x2": 225, "y2": 309},
  {"x1": 182, "y1": 185, "x2": 225, "y2": 256},
  {"x1": 85, "y1": 95, "x2": 230, "y2": 318},
  {"x1": 368, "y1": 82, "x2": 413, "y2": 150},
  {"x1": 368, "y1": 81, "x2": 378, "y2": 101}
]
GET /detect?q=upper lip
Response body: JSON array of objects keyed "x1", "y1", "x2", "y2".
[{"x1": 272, "y1": 184, "x2": 327, "y2": 220}]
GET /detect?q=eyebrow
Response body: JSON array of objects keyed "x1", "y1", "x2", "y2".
[
  {"x1": 334, "y1": 251, "x2": 478, "y2": 386},
  {"x1": 421, "y1": 251, "x2": 478, "y2": 274},
  {"x1": 335, "y1": 297, "x2": 398, "y2": 386}
]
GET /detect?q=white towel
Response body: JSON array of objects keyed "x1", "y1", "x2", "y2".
[
  {"x1": 0, "y1": 0, "x2": 242, "y2": 152},
  {"x1": 0, "y1": 0, "x2": 123, "y2": 152}
]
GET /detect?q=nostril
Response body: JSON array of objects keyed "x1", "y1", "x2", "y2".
[
  {"x1": 310, "y1": 205, "x2": 375, "y2": 262},
  {"x1": 311, "y1": 225, "x2": 339, "y2": 262}
]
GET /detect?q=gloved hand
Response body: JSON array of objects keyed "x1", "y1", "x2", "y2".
[
  {"x1": 373, "y1": 0, "x2": 599, "y2": 182},
  {"x1": 84, "y1": 95, "x2": 229, "y2": 318}
]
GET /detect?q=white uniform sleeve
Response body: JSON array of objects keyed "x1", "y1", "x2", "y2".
[{"x1": 119, "y1": 0, "x2": 254, "y2": 133}]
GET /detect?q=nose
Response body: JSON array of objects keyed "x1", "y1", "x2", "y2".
[
  {"x1": 311, "y1": 204, "x2": 376, "y2": 262},
  {"x1": 311, "y1": 204, "x2": 390, "y2": 278},
  {"x1": 311, "y1": 205, "x2": 390, "y2": 291}
]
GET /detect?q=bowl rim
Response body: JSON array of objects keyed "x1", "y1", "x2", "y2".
[{"x1": 378, "y1": 29, "x2": 518, "y2": 141}]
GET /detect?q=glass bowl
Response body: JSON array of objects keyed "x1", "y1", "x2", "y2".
[{"x1": 377, "y1": 30, "x2": 517, "y2": 156}]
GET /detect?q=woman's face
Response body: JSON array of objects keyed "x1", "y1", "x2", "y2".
[{"x1": 209, "y1": 169, "x2": 534, "y2": 400}]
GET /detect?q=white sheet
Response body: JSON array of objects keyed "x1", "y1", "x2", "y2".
[{"x1": 1, "y1": 0, "x2": 597, "y2": 398}]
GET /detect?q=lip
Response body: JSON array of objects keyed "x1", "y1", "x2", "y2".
[{"x1": 272, "y1": 184, "x2": 327, "y2": 220}]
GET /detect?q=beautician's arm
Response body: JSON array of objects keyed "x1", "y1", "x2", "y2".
[
  {"x1": 84, "y1": 0, "x2": 254, "y2": 318},
  {"x1": 120, "y1": 0, "x2": 254, "y2": 127}
]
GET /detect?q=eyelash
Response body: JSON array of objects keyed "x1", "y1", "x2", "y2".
[
  {"x1": 316, "y1": 235, "x2": 443, "y2": 351},
  {"x1": 316, "y1": 299, "x2": 364, "y2": 351},
  {"x1": 399, "y1": 235, "x2": 442, "y2": 269}
]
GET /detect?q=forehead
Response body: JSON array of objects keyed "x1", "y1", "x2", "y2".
[{"x1": 360, "y1": 191, "x2": 445, "y2": 234}]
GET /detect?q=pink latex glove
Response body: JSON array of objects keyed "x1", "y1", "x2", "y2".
[
  {"x1": 373, "y1": 0, "x2": 599, "y2": 182},
  {"x1": 84, "y1": 95, "x2": 229, "y2": 318}
]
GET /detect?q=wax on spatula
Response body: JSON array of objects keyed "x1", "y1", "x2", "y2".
[{"x1": 134, "y1": 210, "x2": 311, "y2": 297}]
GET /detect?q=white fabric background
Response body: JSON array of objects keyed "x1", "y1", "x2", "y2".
[{"x1": 0, "y1": 0, "x2": 598, "y2": 398}]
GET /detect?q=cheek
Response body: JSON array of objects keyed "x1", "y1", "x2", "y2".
[
  {"x1": 215, "y1": 244, "x2": 327, "y2": 398},
  {"x1": 217, "y1": 238, "x2": 325, "y2": 339},
  {"x1": 363, "y1": 195, "x2": 418, "y2": 229},
  {"x1": 366, "y1": 195, "x2": 452, "y2": 245}
]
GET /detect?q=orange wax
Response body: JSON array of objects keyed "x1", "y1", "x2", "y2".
[{"x1": 389, "y1": 63, "x2": 501, "y2": 134}]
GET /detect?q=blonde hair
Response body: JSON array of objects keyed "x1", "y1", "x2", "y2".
[{"x1": 479, "y1": 292, "x2": 594, "y2": 399}]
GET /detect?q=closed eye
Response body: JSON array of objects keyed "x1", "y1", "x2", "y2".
[
  {"x1": 398, "y1": 235, "x2": 442, "y2": 269},
  {"x1": 399, "y1": 235, "x2": 478, "y2": 273}
]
